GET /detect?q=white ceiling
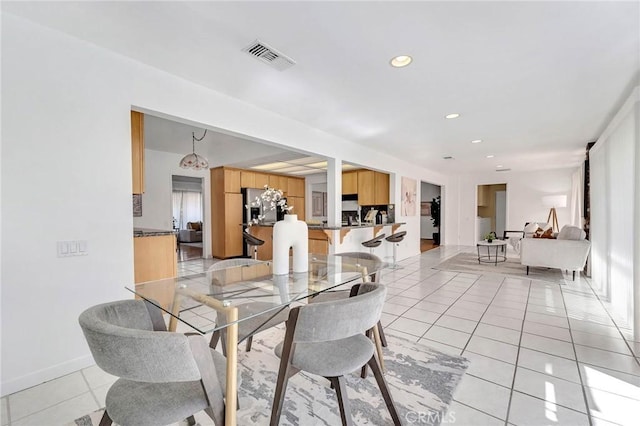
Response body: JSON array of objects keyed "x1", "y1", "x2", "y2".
[{"x1": 5, "y1": 1, "x2": 639, "y2": 173}]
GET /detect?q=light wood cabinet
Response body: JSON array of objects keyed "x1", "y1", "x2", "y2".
[
  {"x1": 357, "y1": 170, "x2": 376, "y2": 205},
  {"x1": 357, "y1": 170, "x2": 389, "y2": 205},
  {"x1": 374, "y1": 172, "x2": 390, "y2": 204},
  {"x1": 269, "y1": 175, "x2": 288, "y2": 194},
  {"x1": 211, "y1": 167, "x2": 306, "y2": 259},
  {"x1": 240, "y1": 171, "x2": 255, "y2": 189},
  {"x1": 342, "y1": 171, "x2": 358, "y2": 195},
  {"x1": 224, "y1": 169, "x2": 241, "y2": 193},
  {"x1": 477, "y1": 185, "x2": 489, "y2": 206},
  {"x1": 288, "y1": 196, "x2": 305, "y2": 221},
  {"x1": 249, "y1": 226, "x2": 273, "y2": 261},
  {"x1": 133, "y1": 234, "x2": 176, "y2": 284},
  {"x1": 224, "y1": 193, "x2": 244, "y2": 257},
  {"x1": 131, "y1": 111, "x2": 145, "y2": 194},
  {"x1": 287, "y1": 177, "x2": 305, "y2": 197},
  {"x1": 254, "y1": 173, "x2": 269, "y2": 189},
  {"x1": 308, "y1": 230, "x2": 329, "y2": 255}
]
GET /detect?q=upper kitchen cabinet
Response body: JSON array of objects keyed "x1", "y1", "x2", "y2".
[
  {"x1": 240, "y1": 170, "x2": 255, "y2": 189},
  {"x1": 269, "y1": 174, "x2": 288, "y2": 194},
  {"x1": 342, "y1": 170, "x2": 358, "y2": 195},
  {"x1": 131, "y1": 111, "x2": 144, "y2": 194},
  {"x1": 224, "y1": 168, "x2": 241, "y2": 193},
  {"x1": 357, "y1": 170, "x2": 389, "y2": 206},
  {"x1": 254, "y1": 173, "x2": 270, "y2": 189},
  {"x1": 287, "y1": 177, "x2": 305, "y2": 197},
  {"x1": 287, "y1": 196, "x2": 305, "y2": 220},
  {"x1": 374, "y1": 172, "x2": 390, "y2": 204}
]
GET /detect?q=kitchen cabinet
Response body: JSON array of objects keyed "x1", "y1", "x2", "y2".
[
  {"x1": 131, "y1": 111, "x2": 145, "y2": 194},
  {"x1": 211, "y1": 166, "x2": 306, "y2": 259},
  {"x1": 342, "y1": 171, "x2": 358, "y2": 195},
  {"x1": 224, "y1": 169, "x2": 241, "y2": 193},
  {"x1": 133, "y1": 234, "x2": 176, "y2": 284},
  {"x1": 477, "y1": 185, "x2": 489, "y2": 206},
  {"x1": 288, "y1": 196, "x2": 305, "y2": 220},
  {"x1": 357, "y1": 170, "x2": 375, "y2": 205},
  {"x1": 269, "y1": 175, "x2": 288, "y2": 194},
  {"x1": 374, "y1": 172, "x2": 390, "y2": 204},
  {"x1": 224, "y1": 193, "x2": 244, "y2": 257},
  {"x1": 357, "y1": 170, "x2": 389, "y2": 206},
  {"x1": 308, "y1": 230, "x2": 329, "y2": 255},
  {"x1": 240, "y1": 171, "x2": 255, "y2": 189},
  {"x1": 254, "y1": 173, "x2": 270, "y2": 189},
  {"x1": 248, "y1": 226, "x2": 273, "y2": 261},
  {"x1": 287, "y1": 177, "x2": 304, "y2": 197}
]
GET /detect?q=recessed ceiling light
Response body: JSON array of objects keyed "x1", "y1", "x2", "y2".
[
  {"x1": 496, "y1": 164, "x2": 503, "y2": 168},
  {"x1": 471, "y1": 139, "x2": 482, "y2": 144},
  {"x1": 445, "y1": 113, "x2": 460, "y2": 119},
  {"x1": 486, "y1": 155, "x2": 494, "y2": 158},
  {"x1": 390, "y1": 55, "x2": 412, "y2": 68}
]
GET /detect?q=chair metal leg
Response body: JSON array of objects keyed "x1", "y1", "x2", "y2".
[
  {"x1": 526, "y1": 266, "x2": 530, "y2": 275},
  {"x1": 98, "y1": 411, "x2": 113, "y2": 426},
  {"x1": 573, "y1": 270, "x2": 576, "y2": 281},
  {"x1": 186, "y1": 415, "x2": 196, "y2": 426},
  {"x1": 245, "y1": 335, "x2": 253, "y2": 352},
  {"x1": 330, "y1": 376, "x2": 353, "y2": 426},
  {"x1": 367, "y1": 356, "x2": 401, "y2": 425}
]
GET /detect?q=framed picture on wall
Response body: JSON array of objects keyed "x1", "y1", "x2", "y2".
[{"x1": 421, "y1": 202, "x2": 431, "y2": 216}]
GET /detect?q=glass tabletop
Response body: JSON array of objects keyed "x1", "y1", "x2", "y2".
[{"x1": 126, "y1": 253, "x2": 387, "y2": 336}]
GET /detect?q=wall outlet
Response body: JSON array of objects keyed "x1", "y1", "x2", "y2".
[{"x1": 57, "y1": 240, "x2": 88, "y2": 257}]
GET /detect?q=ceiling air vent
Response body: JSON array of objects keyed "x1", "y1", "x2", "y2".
[
  {"x1": 443, "y1": 156, "x2": 454, "y2": 160},
  {"x1": 496, "y1": 168, "x2": 512, "y2": 172},
  {"x1": 242, "y1": 40, "x2": 296, "y2": 71}
]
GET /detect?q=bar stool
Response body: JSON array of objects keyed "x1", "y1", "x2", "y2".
[
  {"x1": 243, "y1": 231, "x2": 265, "y2": 260},
  {"x1": 361, "y1": 233, "x2": 386, "y2": 254},
  {"x1": 385, "y1": 231, "x2": 406, "y2": 269}
]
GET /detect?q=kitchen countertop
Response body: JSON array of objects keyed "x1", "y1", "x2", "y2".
[{"x1": 133, "y1": 228, "x2": 176, "y2": 237}]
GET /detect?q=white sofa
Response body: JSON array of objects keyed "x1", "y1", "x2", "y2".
[{"x1": 520, "y1": 225, "x2": 590, "y2": 281}]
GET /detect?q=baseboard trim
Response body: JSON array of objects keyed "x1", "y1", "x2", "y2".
[{"x1": 1, "y1": 354, "x2": 95, "y2": 397}]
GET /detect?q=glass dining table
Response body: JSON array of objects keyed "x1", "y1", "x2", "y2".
[{"x1": 126, "y1": 253, "x2": 387, "y2": 426}]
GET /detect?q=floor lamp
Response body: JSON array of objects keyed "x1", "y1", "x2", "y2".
[{"x1": 542, "y1": 195, "x2": 567, "y2": 233}]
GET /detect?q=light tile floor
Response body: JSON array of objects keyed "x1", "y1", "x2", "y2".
[{"x1": 2, "y1": 247, "x2": 639, "y2": 425}]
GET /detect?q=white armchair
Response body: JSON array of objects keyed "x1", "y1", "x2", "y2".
[{"x1": 520, "y1": 225, "x2": 590, "y2": 281}]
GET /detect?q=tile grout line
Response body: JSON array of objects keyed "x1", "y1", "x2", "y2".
[
  {"x1": 80, "y1": 369, "x2": 102, "y2": 410},
  {"x1": 558, "y1": 279, "x2": 594, "y2": 426},
  {"x1": 503, "y1": 278, "x2": 532, "y2": 426},
  {"x1": 459, "y1": 276, "x2": 508, "y2": 354}
]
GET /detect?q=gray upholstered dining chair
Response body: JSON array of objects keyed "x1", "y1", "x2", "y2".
[
  {"x1": 79, "y1": 299, "x2": 227, "y2": 426},
  {"x1": 270, "y1": 283, "x2": 401, "y2": 426},
  {"x1": 310, "y1": 252, "x2": 388, "y2": 349},
  {"x1": 207, "y1": 259, "x2": 289, "y2": 355}
]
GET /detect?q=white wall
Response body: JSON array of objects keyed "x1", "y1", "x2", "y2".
[
  {"x1": 1, "y1": 13, "x2": 449, "y2": 394},
  {"x1": 453, "y1": 168, "x2": 576, "y2": 246},
  {"x1": 589, "y1": 87, "x2": 639, "y2": 330},
  {"x1": 133, "y1": 149, "x2": 212, "y2": 257}
]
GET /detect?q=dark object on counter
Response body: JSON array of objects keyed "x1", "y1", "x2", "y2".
[
  {"x1": 386, "y1": 231, "x2": 407, "y2": 269},
  {"x1": 243, "y1": 231, "x2": 265, "y2": 259},
  {"x1": 362, "y1": 234, "x2": 386, "y2": 253}
]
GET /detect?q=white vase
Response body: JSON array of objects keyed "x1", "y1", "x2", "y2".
[{"x1": 272, "y1": 214, "x2": 308, "y2": 275}]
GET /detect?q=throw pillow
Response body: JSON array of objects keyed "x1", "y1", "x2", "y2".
[
  {"x1": 557, "y1": 225, "x2": 585, "y2": 240},
  {"x1": 524, "y1": 222, "x2": 539, "y2": 234},
  {"x1": 532, "y1": 227, "x2": 554, "y2": 239}
]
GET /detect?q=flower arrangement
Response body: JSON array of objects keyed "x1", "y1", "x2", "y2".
[
  {"x1": 247, "y1": 185, "x2": 293, "y2": 226},
  {"x1": 484, "y1": 232, "x2": 497, "y2": 243}
]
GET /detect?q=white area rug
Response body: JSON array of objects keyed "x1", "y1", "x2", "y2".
[
  {"x1": 73, "y1": 328, "x2": 468, "y2": 425},
  {"x1": 434, "y1": 252, "x2": 568, "y2": 285}
]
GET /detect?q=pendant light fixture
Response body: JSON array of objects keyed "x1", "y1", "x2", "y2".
[{"x1": 179, "y1": 129, "x2": 209, "y2": 170}]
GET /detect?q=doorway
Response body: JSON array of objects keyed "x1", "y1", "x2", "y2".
[
  {"x1": 476, "y1": 184, "x2": 507, "y2": 241},
  {"x1": 172, "y1": 175, "x2": 204, "y2": 261},
  {"x1": 420, "y1": 181, "x2": 441, "y2": 252}
]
